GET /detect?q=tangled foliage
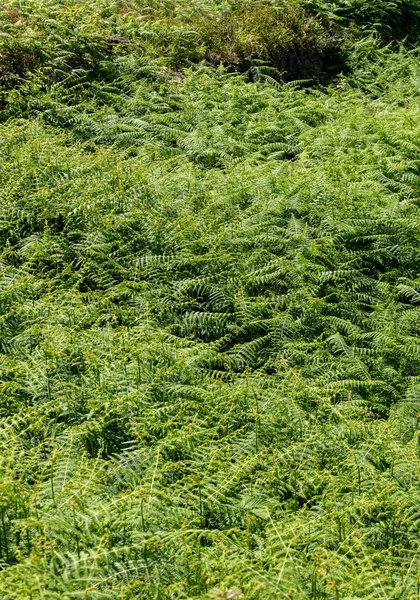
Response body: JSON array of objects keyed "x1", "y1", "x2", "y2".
[
  {"x1": 2, "y1": 2, "x2": 420, "y2": 599},
  {"x1": 1, "y1": 0, "x2": 420, "y2": 103}
]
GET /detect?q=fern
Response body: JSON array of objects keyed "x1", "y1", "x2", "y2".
[{"x1": 2, "y1": 7, "x2": 420, "y2": 599}]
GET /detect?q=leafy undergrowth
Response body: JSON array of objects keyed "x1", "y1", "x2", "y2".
[
  {"x1": 2, "y1": 3, "x2": 420, "y2": 599},
  {"x1": 1, "y1": 0, "x2": 420, "y2": 105}
]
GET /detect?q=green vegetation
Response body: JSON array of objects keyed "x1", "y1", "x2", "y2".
[
  {"x1": 0, "y1": 0, "x2": 419, "y2": 101},
  {"x1": 2, "y1": 1, "x2": 420, "y2": 598}
]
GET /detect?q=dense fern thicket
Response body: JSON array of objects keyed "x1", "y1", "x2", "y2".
[
  {"x1": 2, "y1": 1, "x2": 420, "y2": 599},
  {"x1": 1, "y1": 0, "x2": 420, "y2": 104}
]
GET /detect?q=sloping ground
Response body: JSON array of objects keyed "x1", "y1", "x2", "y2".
[{"x1": 2, "y1": 3, "x2": 420, "y2": 599}]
